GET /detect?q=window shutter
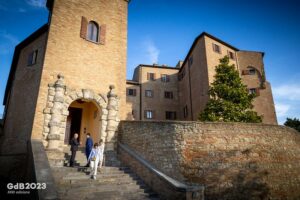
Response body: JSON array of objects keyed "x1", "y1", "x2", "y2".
[
  {"x1": 133, "y1": 89, "x2": 136, "y2": 96},
  {"x1": 147, "y1": 73, "x2": 150, "y2": 80},
  {"x1": 80, "y1": 16, "x2": 88, "y2": 39},
  {"x1": 167, "y1": 75, "x2": 170, "y2": 82},
  {"x1": 256, "y1": 88, "x2": 260, "y2": 96},
  {"x1": 144, "y1": 110, "x2": 147, "y2": 119},
  {"x1": 99, "y1": 24, "x2": 106, "y2": 45},
  {"x1": 153, "y1": 73, "x2": 156, "y2": 80}
]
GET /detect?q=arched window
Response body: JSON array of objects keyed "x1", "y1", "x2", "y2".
[{"x1": 87, "y1": 21, "x2": 99, "y2": 42}]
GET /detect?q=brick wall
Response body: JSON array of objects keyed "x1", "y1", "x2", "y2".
[
  {"x1": 119, "y1": 121, "x2": 300, "y2": 199},
  {"x1": 31, "y1": 0, "x2": 128, "y2": 139}
]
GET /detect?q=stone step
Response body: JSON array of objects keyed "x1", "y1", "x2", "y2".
[
  {"x1": 51, "y1": 150, "x2": 159, "y2": 199},
  {"x1": 58, "y1": 190, "x2": 157, "y2": 200},
  {"x1": 57, "y1": 184, "x2": 149, "y2": 194},
  {"x1": 51, "y1": 166, "x2": 131, "y2": 173},
  {"x1": 57, "y1": 178, "x2": 146, "y2": 188}
]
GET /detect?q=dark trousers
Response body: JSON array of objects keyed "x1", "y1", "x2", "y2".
[{"x1": 70, "y1": 150, "x2": 77, "y2": 167}]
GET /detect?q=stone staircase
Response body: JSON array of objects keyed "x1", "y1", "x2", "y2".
[{"x1": 50, "y1": 147, "x2": 160, "y2": 200}]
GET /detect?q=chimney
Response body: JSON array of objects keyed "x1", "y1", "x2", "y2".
[{"x1": 176, "y1": 60, "x2": 183, "y2": 68}]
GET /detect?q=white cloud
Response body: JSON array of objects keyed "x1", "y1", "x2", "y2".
[
  {"x1": 275, "y1": 103, "x2": 290, "y2": 118},
  {"x1": 144, "y1": 39, "x2": 160, "y2": 64},
  {"x1": 272, "y1": 82, "x2": 300, "y2": 124},
  {"x1": 0, "y1": 31, "x2": 19, "y2": 55},
  {"x1": 26, "y1": 0, "x2": 46, "y2": 8},
  {"x1": 273, "y1": 84, "x2": 300, "y2": 101}
]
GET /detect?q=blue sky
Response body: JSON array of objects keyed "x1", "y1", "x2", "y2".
[{"x1": 0, "y1": 0, "x2": 299, "y2": 124}]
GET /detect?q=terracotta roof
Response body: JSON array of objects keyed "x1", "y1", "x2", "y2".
[
  {"x1": 126, "y1": 80, "x2": 140, "y2": 85},
  {"x1": 136, "y1": 64, "x2": 179, "y2": 70}
]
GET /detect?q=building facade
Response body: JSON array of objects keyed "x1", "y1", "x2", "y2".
[
  {"x1": 1, "y1": 0, "x2": 277, "y2": 156},
  {"x1": 125, "y1": 33, "x2": 277, "y2": 124},
  {"x1": 1, "y1": 0, "x2": 129, "y2": 154}
]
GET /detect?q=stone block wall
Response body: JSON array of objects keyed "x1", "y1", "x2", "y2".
[{"x1": 119, "y1": 121, "x2": 300, "y2": 199}]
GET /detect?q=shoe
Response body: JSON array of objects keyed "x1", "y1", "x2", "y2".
[{"x1": 93, "y1": 175, "x2": 96, "y2": 180}]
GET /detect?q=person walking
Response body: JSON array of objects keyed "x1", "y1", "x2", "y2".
[
  {"x1": 69, "y1": 133, "x2": 80, "y2": 167},
  {"x1": 98, "y1": 139, "x2": 105, "y2": 171},
  {"x1": 88, "y1": 143, "x2": 101, "y2": 180},
  {"x1": 85, "y1": 133, "x2": 93, "y2": 167}
]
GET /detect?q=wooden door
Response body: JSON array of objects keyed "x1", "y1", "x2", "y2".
[{"x1": 64, "y1": 116, "x2": 72, "y2": 144}]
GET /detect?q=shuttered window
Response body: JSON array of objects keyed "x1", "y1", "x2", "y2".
[
  {"x1": 166, "y1": 111, "x2": 177, "y2": 120},
  {"x1": 144, "y1": 110, "x2": 154, "y2": 119},
  {"x1": 249, "y1": 88, "x2": 260, "y2": 96},
  {"x1": 212, "y1": 43, "x2": 221, "y2": 53},
  {"x1": 161, "y1": 74, "x2": 170, "y2": 82},
  {"x1": 127, "y1": 89, "x2": 136, "y2": 96},
  {"x1": 87, "y1": 21, "x2": 99, "y2": 42},
  {"x1": 80, "y1": 16, "x2": 106, "y2": 45},
  {"x1": 147, "y1": 73, "x2": 155, "y2": 81}
]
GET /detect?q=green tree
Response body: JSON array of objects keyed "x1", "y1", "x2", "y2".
[
  {"x1": 284, "y1": 118, "x2": 300, "y2": 132},
  {"x1": 199, "y1": 56, "x2": 262, "y2": 122}
]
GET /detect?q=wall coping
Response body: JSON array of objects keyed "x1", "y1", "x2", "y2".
[
  {"x1": 118, "y1": 142, "x2": 204, "y2": 193},
  {"x1": 120, "y1": 120, "x2": 295, "y2": 130}
]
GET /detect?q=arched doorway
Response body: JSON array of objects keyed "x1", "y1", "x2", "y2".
[{"x1": 64, "y1": 99, "x2": 101, "y2": 147}]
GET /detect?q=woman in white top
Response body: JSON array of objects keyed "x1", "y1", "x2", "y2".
[
  {"x1": 88, "y1": 143, "x2": 101, "y2": 179},
  {"x1": 97, "y1": 139, "x2": 105, "y2": 170}
]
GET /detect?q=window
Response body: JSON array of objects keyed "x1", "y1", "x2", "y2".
[
  {"x1": 249, "y1": 88, "x2": 260, "y2": 96},
  {"x1": 164, "y1": 91, "x2": 173, "y2": 99},
  {"x1": 249, "y1": 88, "x2": 257, "y2": 95},
  {"x1": 161, "y1": 74, "x2": 170, "y2": 82},
  {"x1": 145, "y1": 110, "x2": 154, "y2": 119},
  {"x1": 27, "y1": 50, "x2": 38, "y2": 66},
  {"x1": 183, "y1": 105, "x2": 188, "y2": 118},
  {"x1": 145, "y1": 90, "x2": 153, "y2": 98},
  {"x1": 188, "y1": 56, "x2": 193, "y2": 67},
  {"x1": 87, "y1": 21, "x2": 99, "y2": 42},
  {"x1": 249, "y1": 68, "x2": 256, "y2": 75},
  {"x1": 147, "y1": 73, "x2": 155, "y2": 81},
  {"x1": 127, "y1": 89, "x2": 136, "y2": 96},
  {"x1": 212, "y1": 43, "x2": 221, "y2": 53},
  {"x1": 228, "y1": 51, "x2": 235, "y2": 60},
  {"x1": 166, "y1": 111, "x2": 177, "y2": 120}
]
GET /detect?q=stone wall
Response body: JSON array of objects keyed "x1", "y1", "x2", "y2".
[{"x1": 119, "y1": 121, "x2": 300, "y2": 200}]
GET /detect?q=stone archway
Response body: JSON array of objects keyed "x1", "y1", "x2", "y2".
[{"x1": 42, "y1": 74, "x2": 119, "y2": 155}]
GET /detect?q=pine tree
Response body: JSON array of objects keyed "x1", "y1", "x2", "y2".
[
  {"x1": 199, "y1": 56, "x2": 262, "y2": 122},
  {"x1": 284, "y1": 118, "x2": 300, "y2": 132}
]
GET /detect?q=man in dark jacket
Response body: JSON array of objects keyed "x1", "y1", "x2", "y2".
[
  {"x1": 69, "y1": 133, "x2": 80, "y2": 167},
  {"x1": 85, "y1": 133, "x2": 93, "y2": 167}
]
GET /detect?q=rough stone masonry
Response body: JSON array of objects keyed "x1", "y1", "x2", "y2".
[{"x1": 119, "y1": 121, "x2": 300, "y2": 200}]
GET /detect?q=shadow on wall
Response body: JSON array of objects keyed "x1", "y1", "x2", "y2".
[
  {"x1": 209, "y1": 161, "x2": 269, "y2": 200},
  {"x1": 185, "y1": 147, "x2": 270, "y2": 199}
]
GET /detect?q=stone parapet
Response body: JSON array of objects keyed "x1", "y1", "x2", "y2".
[{"x1": 119, "y1": 121, "x2": 300, "y2": 199}]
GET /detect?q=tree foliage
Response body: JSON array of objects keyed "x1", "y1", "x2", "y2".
[
  {"x1": 284, "y1": 118, "x2": 300, "y2": 132},
  {"x1": 199, "y1": 56, "x2": 262, "y2": 122}
]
